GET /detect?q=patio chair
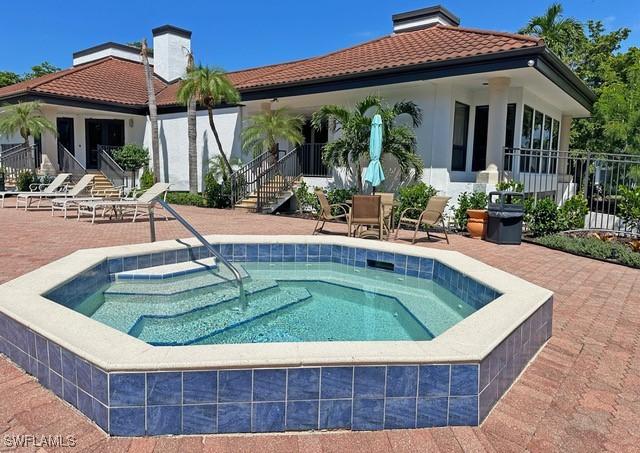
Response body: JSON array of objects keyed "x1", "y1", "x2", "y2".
[
  {"x1": 49, "y1": 174, "x2": 121, "y2": 219},
  {"x1": 348, "y1": 195, "x2": 384, "y2": 240},
  {"x1": 77, "y1": 183, "x2": 171, "y2": 224},
  {"x1": 395, "y1": 196, "x2": 451, "y2": 244},
  {"x1": 313, "y1": 189, "x2": 350, "y2": 235},
  {"x1": 1, "y1": 173, "x2": 71, "y2": 209}
]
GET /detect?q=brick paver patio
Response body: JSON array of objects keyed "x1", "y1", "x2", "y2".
[{"x1": 1, "y1": 200, "x2": 639, "y2": 452}]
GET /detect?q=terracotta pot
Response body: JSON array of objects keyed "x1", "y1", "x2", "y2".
[{"x1": 467, "y1": 209, "x2": 488, "y2": 239}]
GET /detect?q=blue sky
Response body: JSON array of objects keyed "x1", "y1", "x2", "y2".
[{"x1": 2, "y1": 0, "x2": 638, "y2": 74}]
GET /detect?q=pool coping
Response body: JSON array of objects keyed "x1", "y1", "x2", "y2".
[{"x1": 0, "y1": 235, "x2": 553, "y2": 372}]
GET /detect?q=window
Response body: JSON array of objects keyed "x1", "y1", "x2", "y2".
[
  {"x1": 532, "y1": 111, "x2": 543, "y2": 150},
  {"x1": 451, "y1": 102, "x2": 470, "y2": 171},
  {"x1": 519, "y1": 105, "x2": 560, "y2": 174},
  {"x1": 551, "y1": 119, "x2": 560, "y2": 150},
  {"x1": 521, "y1": 105, "x2": 533, "y2": 148}
]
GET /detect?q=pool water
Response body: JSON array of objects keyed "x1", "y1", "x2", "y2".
[{"x1": 76, "y1": 262, "x2": 476, "y2": 345}]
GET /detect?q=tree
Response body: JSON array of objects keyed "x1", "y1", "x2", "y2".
[
  {"x1": 177, "y1": 66, "x2": 240, "y2": 178},
  {"x1": 0, "y1": 71, "x2": 21, "y2": 88},
  {"x1": 141, "y1": 39, "x2": 160, "y2": 182},
  {"x1": 518, "y1": 3, "x2": 584, "y2": 63},
  {"x1": 0, "y1": 101, "x2": 57, "y2": 147},
  {"x1": 312, "y1": 95, "x2": 423, "y2": 192},
  {"x1": 23, "y1": 62, "x2": 60, "y2": 80},
  {"x1": 176, "y1": 52, "x2": 199, "y2": 193},
  {"x1": 241, "y1": 108, "x2": 304, "y2": 162}
]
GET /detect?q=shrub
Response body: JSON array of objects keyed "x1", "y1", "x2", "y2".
[
  {"x1": 536, "y1": 234, "x2": 640, "y2": 269},
  {"x1": 139, "y1": 168, "x2": 155, "y2": 190},
  {"x1": 294, "y1": 180, "x2": 320, "y2": 213},
  {"x1": 558, "y1": 193, "x2": 588, "y2": 230},
  {"x1": 327, "y1": 187, "x2": 357, "y2": 215},
  {"x1": 618, "y1": 185, "x2": 640, "y2": 231},
  {"x1": 16, "y1": 170, "x2": 36, "y2": 191},
  {"x1": 165, "y1": 191, "x2": 206, "y2": 207},
  {"x1": 453, "y1": 191, "x2": 488, "y2": 231},
  {"x1": 204, "y1": 172, "x2": 231, "y2": 209},
  {"x1": 395, "y1": 182, "x2": 438, "y2": 224},
  {"x1": 528, "y1": 197, "x2": 562, "y2": 237},
  {"x1": 496, "y1": 180, "x2": 524, "y2": 192},
  {"x1": 112, "y1": 144, "x2": 149, "y2": 171}
]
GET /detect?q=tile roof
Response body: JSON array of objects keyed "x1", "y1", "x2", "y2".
[{"x1": 0, "y1": 25, "x2": 542, "y2": 108}]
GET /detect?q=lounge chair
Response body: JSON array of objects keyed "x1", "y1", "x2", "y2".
[
  {"x1": 348, "y1": 195, "x2": 384, "y2": 240},
  {"x1": 395, "y1": 196, "x2": 451, "y2": 244},
  {"x1": 1, "y1": 173, "x2": 71, "y2": 209},
  {"x1": 312, "y1": 189, "x2": 350, "y2": 235},
  {"x1": 77, "y1": 183, "x2": 171, "y2": 223},
  {"x1": 49, "y1": 174, "x2": 102, "y2": 219}
]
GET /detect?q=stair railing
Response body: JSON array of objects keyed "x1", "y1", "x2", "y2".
[
  {"x1": 256, "y1": 147, "x2": 302, "y2": 212},
  {"x1": 97, "y1": 145, "x2": 128, "y2": 188},
  {"x1": 58, "y1": 143, "x2": 86, "y2": 181},
  {"x1": 0, "y1": 144, "x2": 38, "y2": 182},
  {"x1": 230, "y1": 151, "x2": 271, "y2": 207}
]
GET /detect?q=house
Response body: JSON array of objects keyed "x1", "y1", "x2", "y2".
[{"x1": 0, "y1": 5, "x2": 593, "y2": 206}]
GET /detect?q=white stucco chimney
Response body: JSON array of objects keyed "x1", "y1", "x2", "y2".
[
  {"x1": 151, "y1": 25, "x2": 192, "y2": 82},
  {"x1": 392, "y1": 5, "x2": 460, "y2": 33}
]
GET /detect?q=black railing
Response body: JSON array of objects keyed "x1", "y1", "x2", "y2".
[
  {"x1": 256, "y1": 148, "x2": 302, "y2": 212},
  {"x1": 502, "y1": 147, "x2": 640, "y2": 232},
  {"x1": 58, "y1": 143, "x2": 86, "y2": 181},
  {"x1": 0, "y1": 144, "x2": 38, "y2": 182},
  {"x1": 230, "y1": 151, "x2": 272, "y2": 207},
  {"x1": 97, "y1": 146, "x2": 127, "y2": 188},
  {"x1": 300, "y1": 143, "x2": 330, "y2": 176}
]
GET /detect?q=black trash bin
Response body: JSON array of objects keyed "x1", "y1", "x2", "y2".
[{"x1": 485, "y1": 191, "x2": 524, "y2": 245}]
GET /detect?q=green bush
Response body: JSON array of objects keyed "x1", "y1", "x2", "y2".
[
  {"x1": 536, "y1": 234, "x2": 640, "y2": 269},
  {"x1": 453, "y1": 191, "x2": 488, "y2": 231},
  {"x1": 294, "y1": 180, "x2": 320, "y2": 213},
  {"x1": 496, "y1": 180, "x2": 524, "y2": 192},
  {"x1": 618, "y1": 185, "x2": 640, "y2": 231},
  {"x1": 112, "y1": 144, "x2": 149, "y2": 171},
  {"x1": 395, "y1": 182, "x2": 438, "y2": 224},
  {"x1": 165, "y1": 191, "x2": 206, "y2": 207},
  {"x1": 528, "y1": 197, "x2": 562, "y2": 237},
  {"x1": 139, "y1": 168, "x2": 155, "y2": 190},
  {"x1": 204, "y1": 172, "x2": 231, "y2": 209},
  {"x1": 558, "y1": 193, "x2": 588, "y2": 230},
  {"x1": 16, "y1": 170, "x2": 36, "y2": 191},
  {"x1": 327, "y1": 187, "x2": 357, "y2": 215}
]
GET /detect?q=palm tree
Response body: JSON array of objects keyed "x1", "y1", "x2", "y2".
[
  {"x1": 176, "y1": 52, "x2": 199, "y2": 194},
  {"x1": 312, "y1": 96, "x2": 423, "y2": 192},
  {"x1": 141, "y1": 39, "x2": 159, "y2": 181},
  {"x1": 177, "y1": 66, "x2": 240, "y2": 178},
  {"x1": 519, "y1": 3, "x2": 584, "y2": 62},
  {"x1": 0, "y1": 101, "x2": 57, "y2": 148},
  {"x1": 241, "y1": 108, "x2": 304, "y2": 162}
]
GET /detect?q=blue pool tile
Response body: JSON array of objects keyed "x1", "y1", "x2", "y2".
[
  {"x1": 385, "y1": 398, "x2": 417, "y2": 429},
  {"x1": 394, "y1": 254, "x2": 407, "y2": 269},
  {"x1": 78, "y1": 389, "x2": 93, "y2": 419},
  {"x1": 353, "y1": 366, "x2": 385, "y2": 398},
  {"x1": 147, "y1": 405, "x2": 182, "y2": 435},
  {"x1": 220, "y1": 244, "x2": 233, "y2": 259},
  {"x1": 110, "y1": 407, "x2": 146, "y2": 436},
  {"x1": 406, "y1": 255, "x2": 419, "y2": 270},
  {"x1": 365, "y1": 249, "x2": 378, "y2": 262},
  {"x1": 286, "y1": 400, "x2": 319, "y2": 430},
  {"x1": 163, "y1": 250, "x2": 178, "y2": 265},
  {"x1": 319, "y1": 244, "x2": 332, "y2": 260},
  {"x1": 450, "y1": 364, "x2": 478, "y2": 396},
  {"x1": 49, "y1": 371, "x2": 63, "y2": 398},
  {"x1": 448, "y1": 396, "x2": 478, "y2": 426},
  {"x1": 418, "y1": 364, "x2": 450, "y2": 397},
  {"x1": 294, "y1": 244, "x2": 307, "y2": 262},
  {"x1": 110, "y1": 373, "x2": 145, "y2": 407},
  {"x1": 386, "y1": 366, "x2": 418, "y2": 397},
  {"x1": 258, "y1": 243, "x2": 271, "y2": 257},
  {"x1": 122, "y1": 255, "x2": 138, "y2": 271},
  {"x1": 35, "y1": 335, "x2": 48, "y2": 365},
  {"x1": 287, "y1": 368, "x2": 320, "y2": 400},
  {"x1": 252, "y1": 402, "x2": 285, "y2": 432},
  {"x1": 48, "y1": 343, "x2": 62, "y2": 375},
  {"x1": 176, "y1": 249, "x2": 190, "y2": 264},
  {"x1": 75, "y1": 358, "x2": 91, "y2": 393},
  {"x1": 93, "y1": 400, "x2": 109, "y2": 431},
  {"x1": 283, "y1": 245, "x2": 295, "y2": 261},
  {"x1": 63, "y1": 379, "x2": 78, "y2": 407},
  {"x1": 218, "y1": 402, "x2": 251, "y2": 433},
  {"x1": 183, "y1": 404, "x2": 216, "y2": 434},
  {"x1": 183, "y1": 371, "x2": 217, "y2": 404},
  {"x1": 219, "y1": 370, "x2": 252, "y2": 402},
  {"x1": 321, "y1": 367, "x2": 353, "y2": 399},
  {"x1": 233, "y1": 244, "x2": 246, "y2": 260},
  {"x1": 246, "y1": 244, "x2": 259, "y2": 260},
  {"x1": 91, "y1": 367, "x2": 108, "y2": 404},
  {"x1": 137, "y1": 254, "x2": 151, "y2": 269},
  {"x1": 270, "y1": 244, "x2": 284, "y2": 262},
  {"x1": 36, "y1": 361, "x2": 49, "y2": 388},
  {"x1": 307, "y1": 244, "x2": 319, "y2": 257},
  {"x1": 416, "y1": 397, "x2": 448, "y2": 427},
  {"x1": 151, "y1": 252, "x2": 164, "y2": 267},
  {"x1": 108, "y1": 258, "x2": 123, "y2": 273},
  {"x1": 406, "y1": 268, "x2": 419, "y2": 277},
  {"x1": 352, "y1": 398, "x2": 384, "y2": 430},
  {"x1": 319, "y1": 399, "x2": 352, "y2": 429},
  {"x1": 147, "y1": 372, "x2": 182, "y2": 405},
  {"x1": 253, "y1": 369, "x2": 286, "y2": 401}
]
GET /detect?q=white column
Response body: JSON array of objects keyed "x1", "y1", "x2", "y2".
[
  {"x1": 557, "y1": 114, "x2": 572, "y2": 180},
  {"x1": 485, "y1": 77, "x2": 511, "y2": 172}
]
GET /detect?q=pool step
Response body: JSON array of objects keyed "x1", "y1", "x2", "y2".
[
  {"x1": 115, "y1": 258, "x2": 217, "y2": 281},
  {"x1": 105, "y1": 265, "x2": 250, "y2": 297},
  {"x1": 92, "y1": 279, "x2": 278, "y2": 333},
  {"x1": 132, "y1": 286, "x2": 312, "y2": 346}
]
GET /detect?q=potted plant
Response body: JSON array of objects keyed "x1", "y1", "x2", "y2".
[{"x1": 455, "y1": 192, "x2": 489, "y2": 239}]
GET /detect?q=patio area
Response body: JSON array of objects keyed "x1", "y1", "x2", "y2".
[{"x1": 0, "y1": 200, "x2": 639, "y2": 452}]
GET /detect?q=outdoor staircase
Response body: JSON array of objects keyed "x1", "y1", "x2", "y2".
[
  {"x1": 88, "y1": 171, "x2": 121, "y2": 197},
  {"x1": 234, "y1": 175, "x2": 301, "y2": 213}
]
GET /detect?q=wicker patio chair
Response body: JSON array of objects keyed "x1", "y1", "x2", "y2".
[
  {"x1": 395, "y1": 196, "x2": 451, "y2": 244},
  {"x1": 348, "y1": 195, "x2": 384, "y2": 240},
  {"x1": 313, "y1": 189, "x2": 350, "y2": 235}
]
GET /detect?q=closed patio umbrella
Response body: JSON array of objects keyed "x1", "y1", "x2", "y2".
[{"x1": 364, "y1": 113, "x2": 384, "y2": 193}]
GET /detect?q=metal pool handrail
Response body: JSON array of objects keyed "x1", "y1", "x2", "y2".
[{"x1": 151, "y1": 199, "x2": 247, "y2": 308}]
